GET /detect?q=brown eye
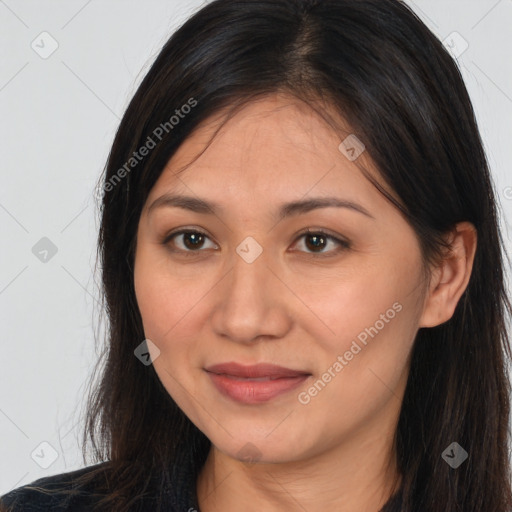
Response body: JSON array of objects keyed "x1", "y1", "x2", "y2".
[
  {"x1": 292, "y1": 229, "x2": 350, "y2": 256},
  {"x1": 181, "y1": 232, "x2": 205, "y2": 250},
  {"x1": 304, "y1": 233, "x2": 328, "y2": 252},
  {"x1": 162, "y1": 228, "x2": 350, "y2": 257},
  {"x1": 164, "y1": 229, "x2": 217, "y2": 253}
]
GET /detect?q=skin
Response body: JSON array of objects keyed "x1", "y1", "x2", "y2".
[{"x1": 133, "y1": 92, "x2": 477, "y2": 512}]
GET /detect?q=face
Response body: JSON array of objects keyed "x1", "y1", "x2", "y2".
[{"x1": 134, "y1": 93, "x2": 429, "y2": 464}]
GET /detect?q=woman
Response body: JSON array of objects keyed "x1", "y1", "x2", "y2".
[{"x1": 2, "y1": 0, "x2": 511, "y2": 510}]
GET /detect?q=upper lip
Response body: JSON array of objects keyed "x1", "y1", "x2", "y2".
[{"x1": 205, "y1": 362, "x2": 310, "y2": 379}]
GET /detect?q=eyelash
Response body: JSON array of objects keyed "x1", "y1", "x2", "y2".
[{"x1": 162, "y1": 228, "x2": 351, "y2": 258}]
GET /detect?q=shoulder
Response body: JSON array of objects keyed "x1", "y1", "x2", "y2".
[{"x1": 0, "y1": 462, "x2": 109, "y2": 512}]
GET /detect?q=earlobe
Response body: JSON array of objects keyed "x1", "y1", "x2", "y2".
[{"x1": 419, "y1": 222, "x2": 478, "y2": 328}]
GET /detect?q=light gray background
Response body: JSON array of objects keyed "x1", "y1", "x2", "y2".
[{"x1": 1, "y1": 0, "x2": 511, "y2": 494}]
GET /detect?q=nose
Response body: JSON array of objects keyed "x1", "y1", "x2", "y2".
[{"x1": 210, "y1": 243, "x2": 293, "y2": 344}]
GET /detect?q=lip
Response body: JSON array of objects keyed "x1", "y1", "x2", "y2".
[{"x1": 205, "y1": 362, "x2": 311, "y2": 404}]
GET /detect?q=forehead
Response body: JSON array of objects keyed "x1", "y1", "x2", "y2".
[
  {"x1": 171, "y1": 93, "x2": 349, "y2": 168},
  {"x1": 146, "y1": 93, "x2": 390, "y2": 210}
]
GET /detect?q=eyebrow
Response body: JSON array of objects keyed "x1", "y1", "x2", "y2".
[{"x1": 147, "y1": 194, "x2": 375, "y2": 220}]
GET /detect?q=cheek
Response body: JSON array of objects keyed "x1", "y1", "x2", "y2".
[
  {"x1": 133, "y1": 252, "x2": 221, "y2": 391},
  {"x1": 134, "y1": 246, "x2": 202, "y2": 339},
  {"x1": 295, "y1": 258, "x2": 422, "y2": 354},
  {"x1": 307, "y1": 271, "x2": 424, "y2": 412},
  {"x1": 134, "y1": 256, "x2": 206, "y2": 409},
  {"x1": 299, "y1": 255, "x2": 425, "y2": 406}
]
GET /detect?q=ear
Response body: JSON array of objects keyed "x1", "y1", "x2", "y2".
[{"x1": 419, "y1": 222, "x2": 478, "y2": 328}]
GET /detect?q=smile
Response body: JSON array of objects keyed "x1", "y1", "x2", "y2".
[{"x1": 204, "y1": 362, "x2": 311, "y2": 404}]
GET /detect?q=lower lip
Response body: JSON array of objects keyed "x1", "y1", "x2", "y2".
[{"x1": 207, "y1": 372, "x2": 310, "y2": 404}]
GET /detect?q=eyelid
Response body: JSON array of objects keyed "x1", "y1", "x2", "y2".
[
  {"x1": 290, "y1": 227, "x2": 351, "y2": 255},
  {"x1": 162, "y1": 227, "x2": 218, "y2": 249},
  {"x1": 162, "y1": 226, "x2": 350, "y2": 256}
]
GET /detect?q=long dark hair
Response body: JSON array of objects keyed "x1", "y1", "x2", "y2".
[{"x1": 8, "y1": 0, "x2": 512, "y2": 510}]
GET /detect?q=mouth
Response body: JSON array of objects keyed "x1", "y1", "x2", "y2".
[{"x1": 204, "y1": 362, "x2": 311, "y2": 404}]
